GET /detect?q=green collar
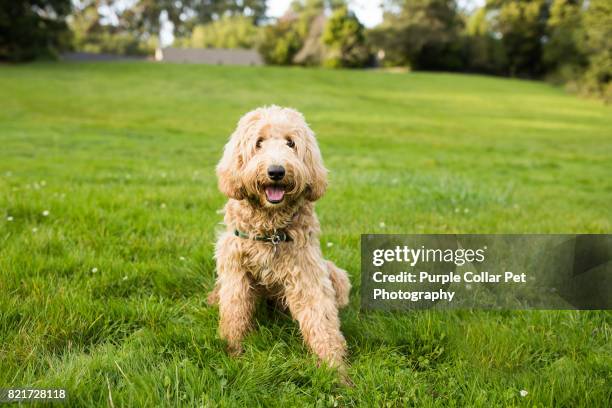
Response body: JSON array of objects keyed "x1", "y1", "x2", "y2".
[{"x1": 234, "y1": 229, "x2": 292, "y2": 245}]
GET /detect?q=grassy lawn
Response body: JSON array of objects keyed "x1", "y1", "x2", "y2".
[{"x1": 0, "y1": 62, "x2": 611, "y2": 407}]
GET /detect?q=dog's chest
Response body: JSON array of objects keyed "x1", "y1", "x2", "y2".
[{"x1": 240, "y1": 242, "x2": 294, "y2": 286}]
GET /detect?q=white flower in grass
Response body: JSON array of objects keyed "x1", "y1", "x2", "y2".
[
  {"x1": 91, "y1": 267, "x2": 98, "y2": 273},
  {"x1": 160, "y1": 203, "x2": 167, "y2": 209},
  {"x1": 6, "y1": 216, "x2": 13, "y2": 222},
  {"x1": 40, "y1": 180, "x2": 46, "y2": 186},
  {"x1": 463, "y1": 208, "x2": 470, "y2": 213},
  {"x1": 122, "y1": 275, "x2": 128, "y2": 281},
  {"x1": 179, "y1": 256, "x2": 186, "y2": 261},
  {"x1": 465, "y1": 284, "x2": 472, "y2": 290},
  {"x1": 454, "y1": 208, "x2": 460, "y2": 213},
  {"x1": 379, "y1": 221, "x2": 386, "y2": 228},
  {"x1": 326, "y1": 242, "x2": 334, "y2": 248},
  {"x1": 32, "y1": 227, "x2": 38, "y2": 232},
  {"x1": 519, "y1": 390, "x2": 528, "y2": 397},
  {"x1": 42, "y1": 210, "x2": 50, "y2": 217}
]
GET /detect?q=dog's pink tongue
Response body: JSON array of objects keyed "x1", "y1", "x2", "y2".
[{"x1": 265, "y1": 186, "x2": 285, "y2": 202}]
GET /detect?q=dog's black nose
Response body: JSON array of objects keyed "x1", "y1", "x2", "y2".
[{"x1": 267, "y1": 165, "x2": 285, "y2": 181}]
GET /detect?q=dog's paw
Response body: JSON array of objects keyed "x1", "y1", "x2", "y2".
[
  {"x1": 318, "y1": 361, "x2": 353, "y2": 387},
  {"x1": 226, "y1": 343, "x2": 243, "y2": 357},
  {"x1": 336, "y1": 290, "x2": 350, "y2": 309},
  {"x1": 327, "y1": 261, "x2": 351, "y2": 309}
]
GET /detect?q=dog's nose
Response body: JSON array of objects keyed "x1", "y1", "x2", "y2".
[{"x1": 267, "y1": 165, "x2": 285, "y2": 181}]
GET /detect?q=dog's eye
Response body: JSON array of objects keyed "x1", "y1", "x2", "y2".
[
  {"x1": 255, "y1": 138, "x2": 263, "y2": 149},
  {"x1": 286, "y1": 139, "x2": 295, "y2": 149}
]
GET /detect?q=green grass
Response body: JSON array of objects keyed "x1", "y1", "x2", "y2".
[{"x1": 0, "y1": 62, "x2": 610, "y2": 407}]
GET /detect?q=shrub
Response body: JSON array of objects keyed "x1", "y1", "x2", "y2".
[
  {"x1": 322, "y1": 6, "x2": 370, "y2": 68},
  {"x1": 188, "y1": 16, "x2": 262, "y2": 49},
  {"x1": 258, "y1": 19, "x2": 303, "y2": 65}
]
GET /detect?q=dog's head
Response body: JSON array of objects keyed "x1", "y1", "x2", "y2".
[{"x1": 217, "y1": 106, "x2": 328, "y2": 208}]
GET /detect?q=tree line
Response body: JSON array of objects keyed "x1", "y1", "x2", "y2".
[{"x1": 1, "y1": 0, "x2": 610, "y2": 100}]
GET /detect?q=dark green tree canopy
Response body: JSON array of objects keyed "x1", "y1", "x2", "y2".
[
  {"x1": 0, "y1": 0, "x2": 72, "y2": 61},
  {"x1": 486, "y1": 0, "x2": 550, "y2": 77},
  {"x1": 369, "y1": 0, "x2": 464, "y2": 70},
  {"x1": 322, "y1": 6, "x2": 370, "y2": 68},
  {"x1": 120, "y1": 0, "x2": 266, "y2": 38}
]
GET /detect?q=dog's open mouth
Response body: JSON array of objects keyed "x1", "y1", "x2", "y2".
[{"x1": 264, "y1": 185, "x2": 285, "y2": 204}]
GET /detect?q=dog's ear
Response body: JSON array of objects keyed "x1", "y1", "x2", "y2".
[
  {"x1": 216, "y1": 109, "x2": 264, "y2": 200},
  {"x1": 303, "y1": 129, "x2": 328, "y2": 202},
  {"x1": 216, "y1": 134, "x2": 245, "y2": 200}
]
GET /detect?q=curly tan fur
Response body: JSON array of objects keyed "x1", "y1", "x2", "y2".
[{"x1": 211, "y1": 106, "x2": 351, "y2": 368}]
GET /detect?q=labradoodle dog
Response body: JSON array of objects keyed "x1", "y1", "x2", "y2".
[{"x1": 208, "y1": 106, "x2": 351, "y2": 369}]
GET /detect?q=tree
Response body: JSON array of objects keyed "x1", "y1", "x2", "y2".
[
  {"x1": 187, "y1": 16, "x2": 262, "y2": 49},
  {"x1": 293, "y1": 13, "x2": 326, "y2": 66},
  {"x1": 486, "y1": 0, "x2": 549, "y2": 77},
  {"x1": 290, "y1": 0, "x2": 346, "y2": 17},
  {"x1": 322, "y1": 6, "x2": 370, "y2": 68},
  {"x1": 368, "y1": 0, "x2": 464, "y2": 70},
  {"x1": 258, "y1": 1, "x2": 340, "y2": 66},
  {"x1": 579, "y1": 0, "x2": 612, "y2": 101},
  {"x1": 0, "y1": 0, "x2": 72, "y2": 61},
  {"x1": 119, "y1": 0, "x2": 266, "y2": 40},
  {"x1": 259, "y1": 17, "x2": 303, "y2": 65},
  {"x1": 118, "y1": 0, "x2": 186, "y2": 39},
  {"x1": 543, "y1": 0, "x2": 586, "y2": 80},
  {"x1": 189, "y1": 0, "x2": 267, "y2": 27},
  {"x1": 70, "y1": 0, "x2": 155, "y2": 55},
  {"x1": 189, "y1": 16, "x2": 261, "y2": 49},
  {"x1": 289, "y1": 0, "x2": 347, "y2": 65},
  {"x1": 462, "y1": 7, "x2": 507, "y2": 75},
  {"x1": 71, "y1": 0, "x2": 267, "y2": 54}
]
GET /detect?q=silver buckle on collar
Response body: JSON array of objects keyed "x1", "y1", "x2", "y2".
[{"x1": 270, "y1": 230, "x2": 282, "y2": 245}]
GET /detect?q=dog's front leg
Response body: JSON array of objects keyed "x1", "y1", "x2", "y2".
[
  {"x1": 285, "y1": 263, "x2": 347, "y2": 368},
  {"x1": 217, "y1": 264, "x2": 256, "y2": 356}
]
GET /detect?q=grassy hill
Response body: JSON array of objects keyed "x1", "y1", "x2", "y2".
[{"x1": 0, "y1": 62, "x2": 610, "y2": 406}]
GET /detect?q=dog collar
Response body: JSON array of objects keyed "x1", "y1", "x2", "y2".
[{"x1": 234, "y1": 229, "x2": 292, "y2": 245}]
